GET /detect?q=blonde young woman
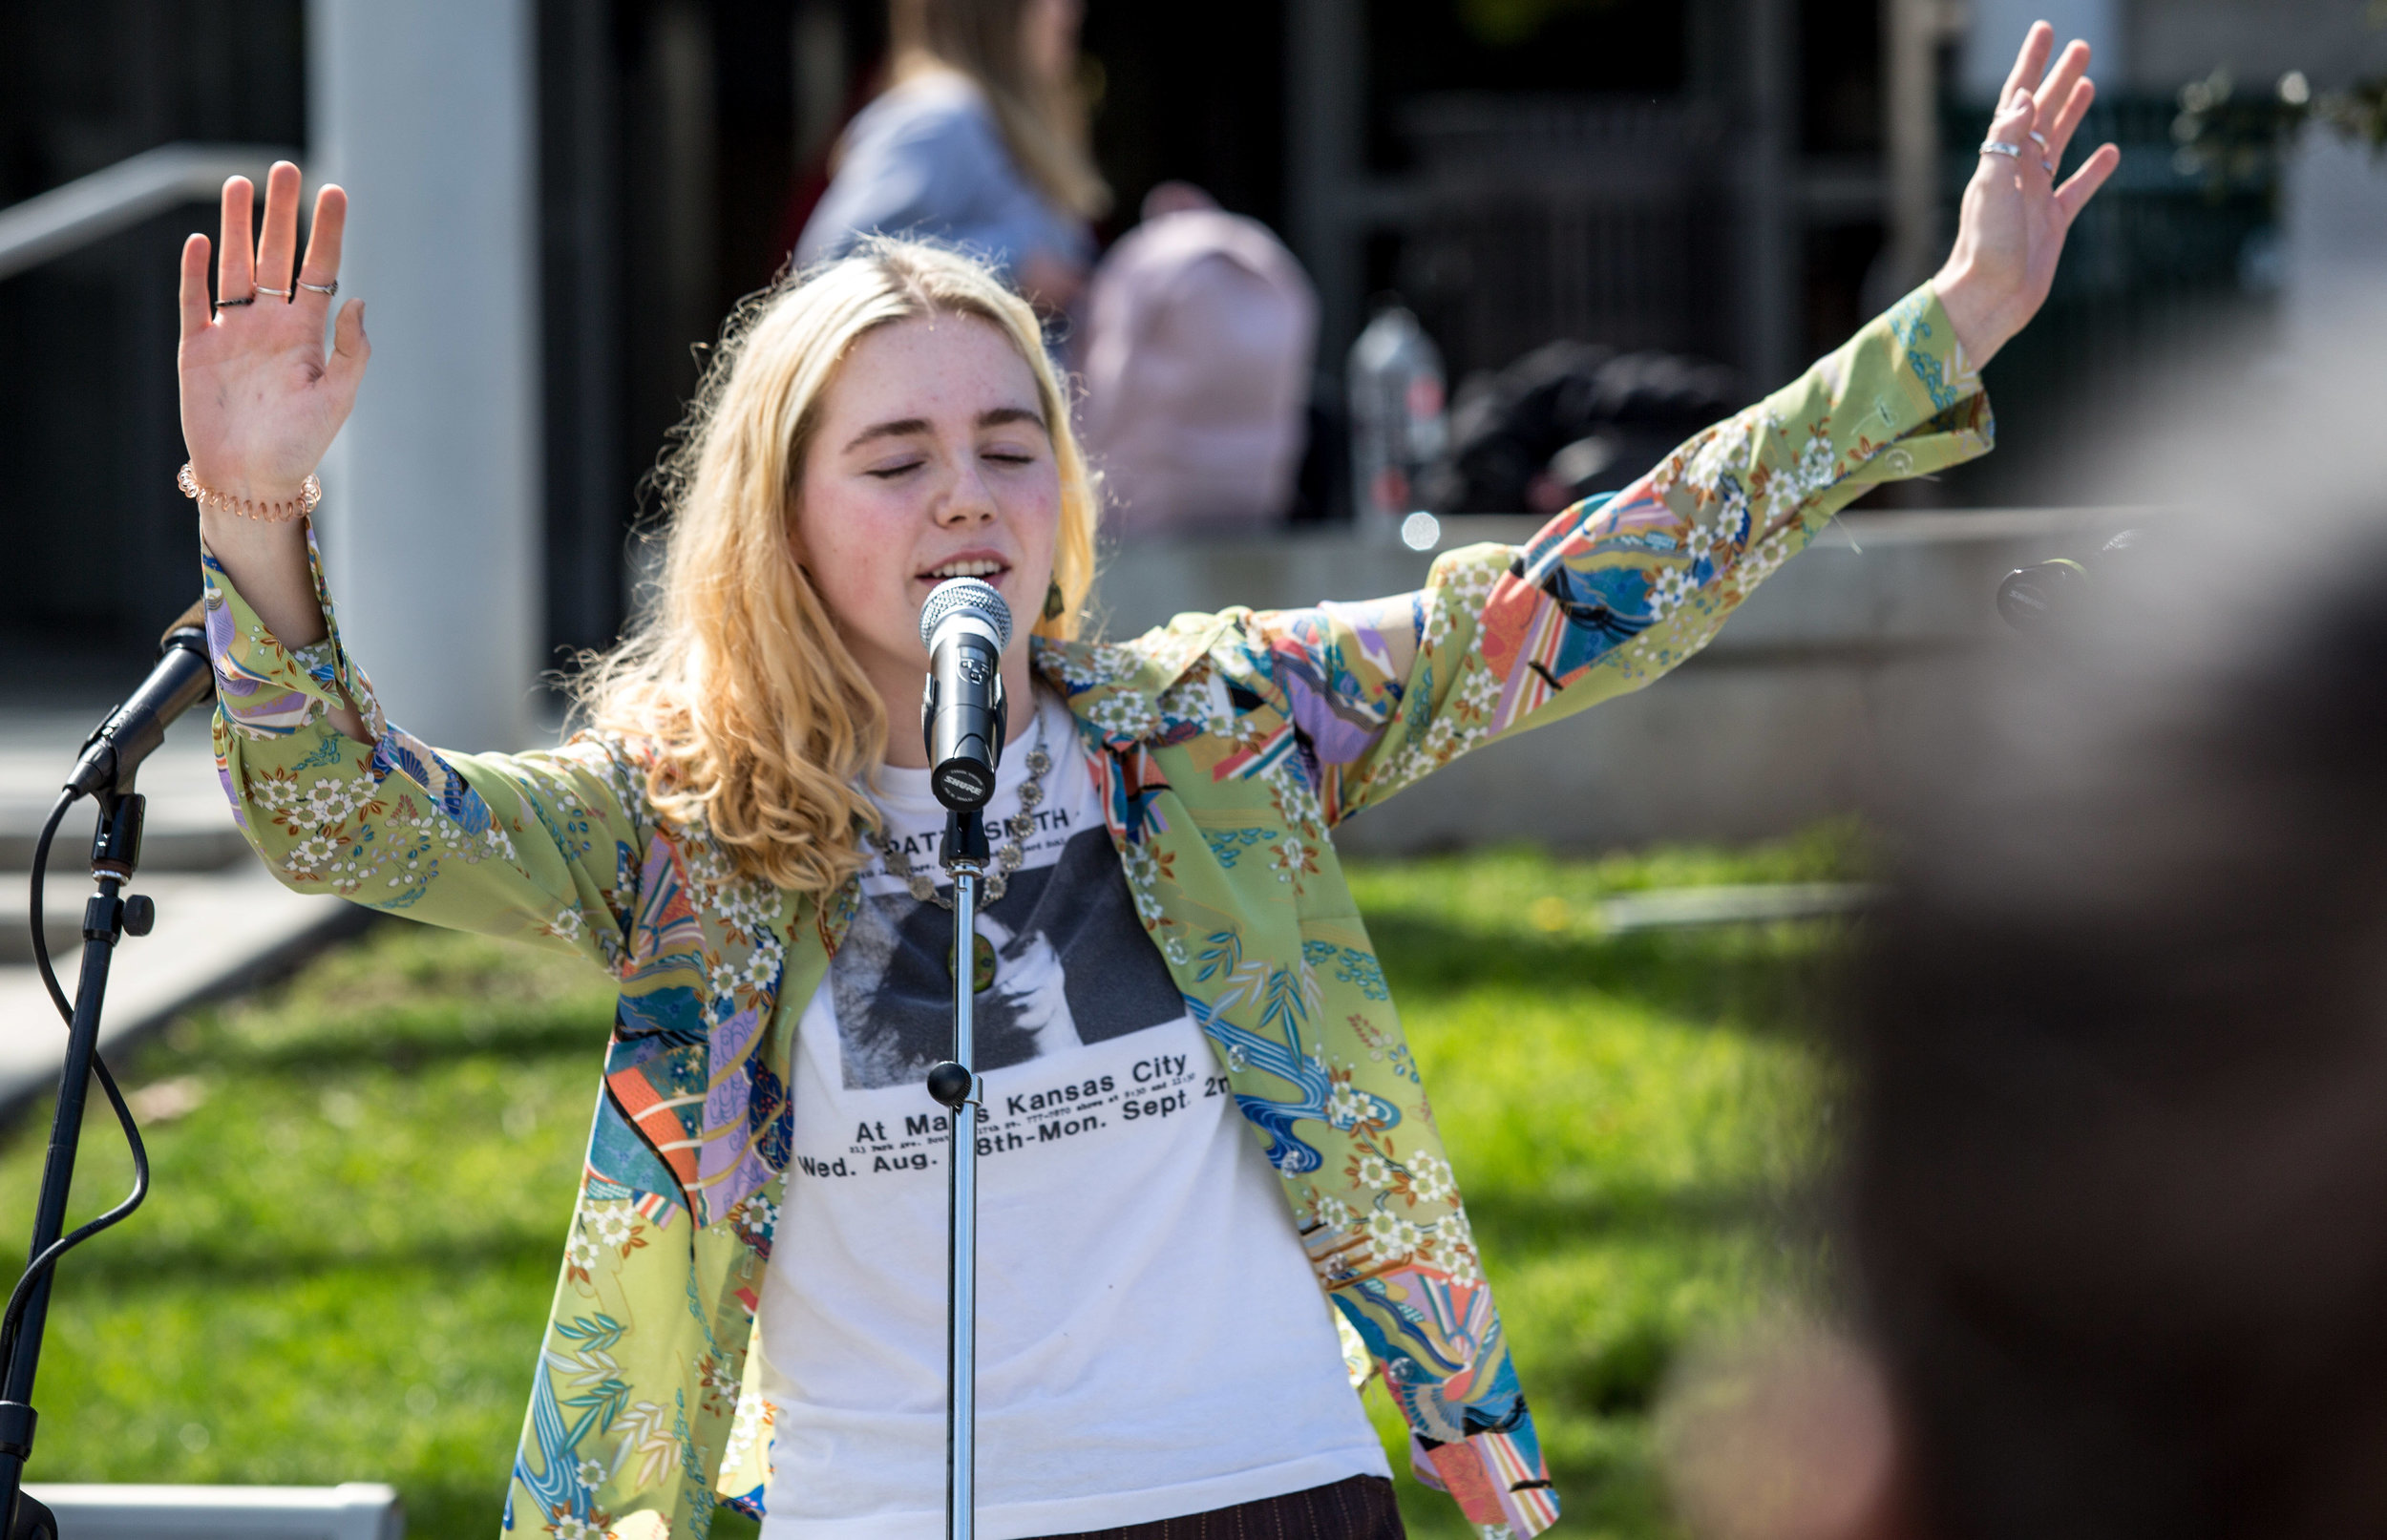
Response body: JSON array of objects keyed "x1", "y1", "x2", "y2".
[
  {"x1": 180, "y1": 26, "x2": 2116, "y2": 1540},
  {"x1": 795, "y1": 0, "x2": 1107, "y2": 314}
]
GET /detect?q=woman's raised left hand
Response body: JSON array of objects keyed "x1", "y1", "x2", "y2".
[{"x1": 1933, "y1": 22, "x2": 2123, "y2": 368}]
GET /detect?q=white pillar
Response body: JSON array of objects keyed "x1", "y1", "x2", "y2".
[{"x1": 307, "y1": 0, "x2": 544, "y2": 751}]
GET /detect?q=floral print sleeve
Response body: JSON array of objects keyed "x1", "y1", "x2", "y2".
[
  {"x1": 203, "y1": 526, "x2": 649, "y2": 972},
  {"x1": 1220, "y1": 285, "x2": 1992, "y2": 823}
]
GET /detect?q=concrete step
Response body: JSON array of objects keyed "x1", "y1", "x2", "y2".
[
  {"x1": 0, "y1": 818, "x2": 255, "y2": 875},
  {"x1": 0, "y1": 707, "x2": 363, "y2": 1113},
  {"x1": 0, "y1": 733, "x2": 257, "y2": 873},
  {"x1": 25, "y1": 1481, "x2": 403, "y2": 1540},
  {"x1": 0, "y1": 886, "x2": 83, "y2": 966},
  {"x1": 0, "y1": 859, "x2": 363, "y2": 1112},
  {"x1": 0, "y1": 864, "x2": 366, "y2": 1112}
]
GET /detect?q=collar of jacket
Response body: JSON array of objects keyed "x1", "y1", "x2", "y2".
[{"x1": 1029, "y1": 615, "x2": 1242, "y2": 749}]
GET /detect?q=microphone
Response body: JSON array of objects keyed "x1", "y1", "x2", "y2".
[
  {"x1": 66, "y1": 600, "x2": 216, "y2": 801},
  {"x1": 919, "y1": 579, "x2": 1011, "y2": 811},
  {"x1": 1996, "y1": 529, "x2": 2144, "y2": 633}
]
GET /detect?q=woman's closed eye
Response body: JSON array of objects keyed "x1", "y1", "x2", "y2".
[{"x1": 863, "y1": 456, "x2": 926, "y2": 480}]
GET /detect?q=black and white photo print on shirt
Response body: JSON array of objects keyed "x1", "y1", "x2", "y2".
[{"x1": 829, "y1": 827, "x2": 1186, "y2": 1089}]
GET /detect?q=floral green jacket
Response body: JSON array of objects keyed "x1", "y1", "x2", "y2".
[{"x1": 202, "y1": 289, "x2": 1989, "y2": 1540}]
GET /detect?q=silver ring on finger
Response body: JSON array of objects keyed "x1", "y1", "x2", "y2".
[
  {"x1": 2028, "y1": 130, "x2": 2049, "y2": 150},
  {"x1": 1979, "y1": 139, "x2": 2025, "y2": 159},
  {"x1": 255, "y1": 285, "x2": 293, "y2": 299},
  {"x1": 297, "y1": 278, "x2": 337, "y2": 296}
]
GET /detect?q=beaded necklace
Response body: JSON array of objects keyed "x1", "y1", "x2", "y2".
[{"x1": 869, "y1": 709, "x2": 1054, "y2": 990}]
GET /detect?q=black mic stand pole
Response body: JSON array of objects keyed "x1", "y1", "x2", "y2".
[
  {"x1": 0, "y1": 773, "x2": 153, "y2": 1540},
  {"x1": 925, "y1": 810, "x2": 988, "y2": 1540},
  {"x1": 0, "y1": 612, "x2": 207, "y2": 1540}
]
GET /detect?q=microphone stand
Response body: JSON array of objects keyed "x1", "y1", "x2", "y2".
[
  {"x1": 0, "y1": 614, "x2": 211, "y2": 1540},
  {"x1": 0, "y1": 785, "x2": 148, "y2": 1540},
  {"x1": 915, "y1": 576, "x2": 1007, "y2": 1540},
  {"x1": 925, "y1": 811, "x2": 988, "y2": 1540}
]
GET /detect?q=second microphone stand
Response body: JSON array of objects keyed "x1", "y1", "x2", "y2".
[
  {"x1": 0, "y1": 609, "x2": 212, "y2": 1540},
  {"x1": 924, "y1": 809, "x2": 989, "y2": 1540}
]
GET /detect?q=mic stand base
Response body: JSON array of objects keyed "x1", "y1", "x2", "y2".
[{"x1": 4, "y1": 1491, "x2": 53, "y2": 1540}]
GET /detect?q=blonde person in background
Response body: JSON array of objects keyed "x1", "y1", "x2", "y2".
[
  {"x1": 796, "y1": 0, "x2": 1107, "y2": 315},
  {"x1": 175, "y1": 23, "x2": 2114, "y2": 1539}
]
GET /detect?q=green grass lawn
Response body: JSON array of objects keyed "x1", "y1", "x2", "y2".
[{"x1": 1, "y1": 833, "x2": 1854, "y2": 1539}]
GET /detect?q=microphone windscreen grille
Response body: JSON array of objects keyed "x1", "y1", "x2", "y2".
[{"x1": 919, "y1": 579, "x2": 1013, "y2": 651}]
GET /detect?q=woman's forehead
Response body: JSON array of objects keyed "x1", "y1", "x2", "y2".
[{"x1": 824, "y1": 312, "x2": 1041, "y2": 425}]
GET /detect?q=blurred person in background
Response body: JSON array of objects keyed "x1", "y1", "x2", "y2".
[
  {"x1": 794, "y1": 0, "x2": 1108, "y2": 314},
  {"x1": 1075, "y1": 181, "x2": 1319, "y2": 538},
  {"x1": 173, "y1": 22, "x2": 2109, "y2": 1539},
  {"x1": 1660, "y1": 325, "x2": 2387, "y2": 1540},
  {"x1": 1426, "y1": 342, "x2": 1743, "y2": 517}
]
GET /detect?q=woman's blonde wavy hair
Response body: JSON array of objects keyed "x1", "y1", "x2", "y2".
[{"x1": 574, "y1": 238, "x2": 1098, "y2": 899}]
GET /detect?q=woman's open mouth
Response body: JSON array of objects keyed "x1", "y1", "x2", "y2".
[{"x1": 919, "y1": 557, "x2": 1009, "y2": 581}]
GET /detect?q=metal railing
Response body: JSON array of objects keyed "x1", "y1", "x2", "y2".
[{"x1": 0, "y1": 143, "x2": 296, "y2": 283}]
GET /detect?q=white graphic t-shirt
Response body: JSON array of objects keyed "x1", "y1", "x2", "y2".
[{"x1": 755, "y1": 695, "x2": 1389, "y2": 1540}]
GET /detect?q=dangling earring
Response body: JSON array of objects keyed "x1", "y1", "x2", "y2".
[{"x1": 1044, "y1": 580, "x2": 1066, "y2": 621}]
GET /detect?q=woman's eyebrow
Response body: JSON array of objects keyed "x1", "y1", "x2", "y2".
[
  {"x1": 841, "y1": 417, "x2": 933, "y2": 453},
  {"x1": 841, "y1": 408, "x2": 1045, "y2": 453},
  {"x1": 979, "y1": 406, "x2": 1048, "y2": 434}
]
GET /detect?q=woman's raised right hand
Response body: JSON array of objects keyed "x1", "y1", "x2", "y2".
[{"x1": 178, "y1": 161, "x2": 369, "y2": 509}]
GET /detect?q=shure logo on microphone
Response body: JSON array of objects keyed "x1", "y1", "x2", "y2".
[
  {"x1": 959, "y1": 655, "x2": 991, "y2": 684},
  {"x1": 938, "y1": 766, "x2": 991, "y2": 800}
]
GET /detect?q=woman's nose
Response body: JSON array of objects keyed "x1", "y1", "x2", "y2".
[{"x1": 938, "y1": 464, "x2": 998, "y2": 526}]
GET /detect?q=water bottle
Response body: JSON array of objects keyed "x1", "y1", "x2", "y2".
[{"x1": 1346, "y1": 306, "x2": 1448, "y2": 547}]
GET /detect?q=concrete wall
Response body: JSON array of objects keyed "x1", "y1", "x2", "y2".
[
  {"x1": 1086, "y1": 509, "x2": 2141, "y2": 854},
  {"x1": 2285, "y1": 126, "x2": 2387, "y2": 345},
  {"x1": 1961, "y1": 2, "x2": 2387, "y2": 107},
  {"x1": 2123, "y1": 0, "x2": 2387, "y2": 94}
]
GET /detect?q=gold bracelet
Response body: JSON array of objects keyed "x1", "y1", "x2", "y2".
[{"x1": 176, "y1": 462, "x2": 322, "y2": 523}]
